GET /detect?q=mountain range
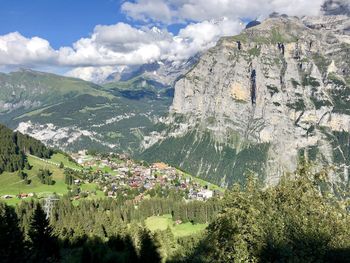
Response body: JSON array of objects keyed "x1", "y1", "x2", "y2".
[
  {"x1": 1, "y1": 14, "x2": 350, "y2": 188},
  {"x1": 0, "y1": 63, "x2": 186, "y2": 153},
  {"x1": 141, "y1": 14, "x2": 350, "y2": 187}
]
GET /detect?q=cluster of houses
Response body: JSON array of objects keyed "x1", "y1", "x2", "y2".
[
  {"x1": 2, "y1": 192, "x2": 35, "y2": 200},
  {"x1": 72, "y1": 151, "x2": 220, "y2": 202}
]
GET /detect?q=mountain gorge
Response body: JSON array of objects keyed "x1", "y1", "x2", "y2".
[{"x1": 141, "y1": 15, "x2": 350, "y2": 187}]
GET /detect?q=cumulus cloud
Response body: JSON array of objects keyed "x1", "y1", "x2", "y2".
[
  {"x1": 0, "y1": 18, "x2": 243, "y2": 81},
  {"x1": 57, "y1": 23, "x2": 173, "y2": 66},
  {"x1": 0, "y1": 0, "x2": 329, "y2": 82},
  {"x1": 122, "y1": 0, "x2": 174, "y2": 23},
  {"x1": 166, "y1": 18, "x2": 243, "y2": 61},
  {"x1": 0, "y1": 32, "x2": 56, "y2": 66},
  {"x1": 122, "y1": 0, "x2": 324, "y2": 24}
]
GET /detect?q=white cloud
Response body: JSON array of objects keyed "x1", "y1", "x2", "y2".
[
  {"x1": 57, "y1": 23, "x2": 172, "y2": 67},
  {"x1": 122, "y1": 0, "x2": 324, "y2": 24},
  {"x1": 0, "y1": 20, "x2": 242, "y2": 81},
  {"x1": 165, "y1": 18, "x2": 243, "y2": 61},
  {"x1": 0, "y1": 32, "x2": 56, "y2": 66},
  {"x1": 62, "y1": 18, "x2": 243, "y2": 81},
  {"x1": 0, "y1": 0, "x2": 328, "y2": 82},
  {"x1": 122, "y1": 0, "x2": 174, "y2": 23},
  {"x1": 66, "y1": 66, "x2": 121, "y2": 83}
]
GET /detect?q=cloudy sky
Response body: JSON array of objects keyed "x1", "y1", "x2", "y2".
[{"x1": 0, "y1": 0, "x2": 337, "y2": 82}]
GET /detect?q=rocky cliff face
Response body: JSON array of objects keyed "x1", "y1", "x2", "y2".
[{"x1": 141, "y1": 15, "x2": 350, "y2": 188}]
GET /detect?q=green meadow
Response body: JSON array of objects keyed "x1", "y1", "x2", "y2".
[{"x1": 145, "y1": 214, "x2": 207, "y2": 238}]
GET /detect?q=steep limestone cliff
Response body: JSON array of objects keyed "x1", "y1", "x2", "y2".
[{"x1": 141, "y1": 15, "x2": 350, "y2": 188}]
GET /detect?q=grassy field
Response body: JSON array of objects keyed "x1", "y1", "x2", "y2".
[
  {"x1": 49, "y1": 153, "x2": 82, "y2": 170},
  {"x1": 0, "y1": 155, "x2": 67, "y2": 204},
  {"x1": 145, "y1": 214, "x2": 207, "y2": 238},
  {"x1": 0, "y1": 153, "x2": 97, "y2": 205}
]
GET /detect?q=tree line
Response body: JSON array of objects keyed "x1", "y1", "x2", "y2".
[
  {"x1": 180, "y1": 165, "x2": 350, "y2": 262},
  {"x1": 3, "y1": 163, "x2": 350, "y2": 262},
  {"x1": 0, "y1": 124, "x2": 53, "y2": 174}
]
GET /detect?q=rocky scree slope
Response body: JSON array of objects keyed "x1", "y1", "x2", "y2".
[{"x1": 141, "y1": 15, "x2": 350, "y2": 188}]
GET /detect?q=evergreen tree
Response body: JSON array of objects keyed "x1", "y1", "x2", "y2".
[
  {"x1": 0, "y1": 202, "x2": 26, "y2": 263},
  {"x1": 18, "y1": 170, "x2": 28, "y2": 180},
  {"x1": 0, "y1": 124, "x2": 52, "y2": 174},
  {"x1": 37, "y1": 169, "x2": 54, "y2": 185},
  {"x1": 28, "y1": 204, "x2": 59, "y2": 262},
  {"x1": 139, "y1": 228, "x2": 161, "y2": 263}
]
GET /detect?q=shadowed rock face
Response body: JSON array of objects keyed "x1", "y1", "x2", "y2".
[
  {"x1": 322, "y1": 0, "x2": 350, "y2": 16},
  {"x1": 246, "y1": 21, "x2": 261, "y2": 29},
  {"x1": 141, "y1": 15, "x2": 350, "y2": 188}
]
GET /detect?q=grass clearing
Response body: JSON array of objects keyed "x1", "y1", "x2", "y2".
[
  {"x1": 49, "y1": 153, "x2": 82, "y2": 170},
  {"x1": 0, "y1": 156, "x2": 67, "y2": 204},
  {"x1": 145, "y1": 214, "x2": 207, "y2": 238},
  {"x1": 0, "y1": 154, "x2": 94, "y2": 205}
]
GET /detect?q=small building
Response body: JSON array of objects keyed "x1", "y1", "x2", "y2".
[
  {"x1": 18, "y1": 193, "x2": 28, "y2": 199},
  {"x1": 74, "y1": 179, "x2": 81, "y2": 185},
  {"x1": 152, "y1": 162, "x2": 169, "y2": 170},
  {"x1": 197, "y1": 189, "x2": 213, "y2": 200}
]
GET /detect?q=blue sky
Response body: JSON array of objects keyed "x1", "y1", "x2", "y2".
[
  {"x1": 0, "y1": 0, "x2": 326, "y2": 82},
  {"x1": 0, "y1": 0, "x2": 188, "y2": 49},
  {"x1": 0, "y1": 0, "x2": 129, "y2": 48}
]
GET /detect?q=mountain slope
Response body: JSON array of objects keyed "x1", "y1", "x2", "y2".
[
  {"x1": 140, "y1": 15, "x2": 350, "y2": 187},
  {"x1": 0, "y1": 69, "x2": 174, "y2": 153},
  {"x1": 0, "y1": 69, "x2": 112, "y2": 114}
]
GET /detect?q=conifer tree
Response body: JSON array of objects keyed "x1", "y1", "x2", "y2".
[
  {"x1": 139, "y1": 228, "x2": 161, "y2": 263},
  {"x1": 0, "y1": 203, "x2": 26, "y2": 263},
  {"x1": 28, "y1": 204, "x2": 59, "y2": 263}
]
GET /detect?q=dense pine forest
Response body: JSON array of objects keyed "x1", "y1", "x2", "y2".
[
  {"x1": 0, "y1": 124, "x2": 52, "y2": 174},
  {"x1": 1, "y1": 164, "x2": 350, "y2": 262}
]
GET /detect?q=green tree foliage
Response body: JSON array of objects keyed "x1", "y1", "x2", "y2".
[
  {"x1": 139, "y1": 228, "x2": 162, "y2": 263},
  {"x1": 187, "y1": 169, "x2": 350, "y2": 263},
  {"x1": 18, "y1": 170, "x2": 31, "y2": 185},
  {"x1": 0, "y1": 124, "x2": 27, "y2": 173},
  {"x1": 0, "y1": 123, "x2": 53, "y2": 174},
  {"x1": 37, "y1": 169, "x2": 54, "y2": 185},
  {"x1": 64, "y1": 169, "x2": 75, "y2": 185},
  {"x1": 6, "y1": 164, "x2": 350, "y2": 262},
  {"x1": 28, "y1": 204, "x2": 60, "y2": 263},
  {"x1": 80, "y1": 235, "x2": 139, "y2": 263},
  {"x1": 0, "y1": 202, "x2": 26, "y2": 263},
  {"x1": 16, "y1": 131, "x2": 53, "y2": 158},
  {"x1": 17, "y1": 170, "x2": 28, "y2": 180}
]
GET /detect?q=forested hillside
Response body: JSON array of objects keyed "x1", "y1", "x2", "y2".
[
  {"x1": 0, "y1": 124, "x2": 52, "y2": 174},
  {"x1": 1, "y1": 164, "x2": 350, "y2": 262}
]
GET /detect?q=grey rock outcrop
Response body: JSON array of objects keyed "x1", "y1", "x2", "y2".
[{"x1": 141, "y1": 15, "x2": 350, "y2": 188}]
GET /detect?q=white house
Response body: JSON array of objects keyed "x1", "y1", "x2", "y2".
[{"x1": 197, "y1": 189, "x2": 213, "y2": 200}]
